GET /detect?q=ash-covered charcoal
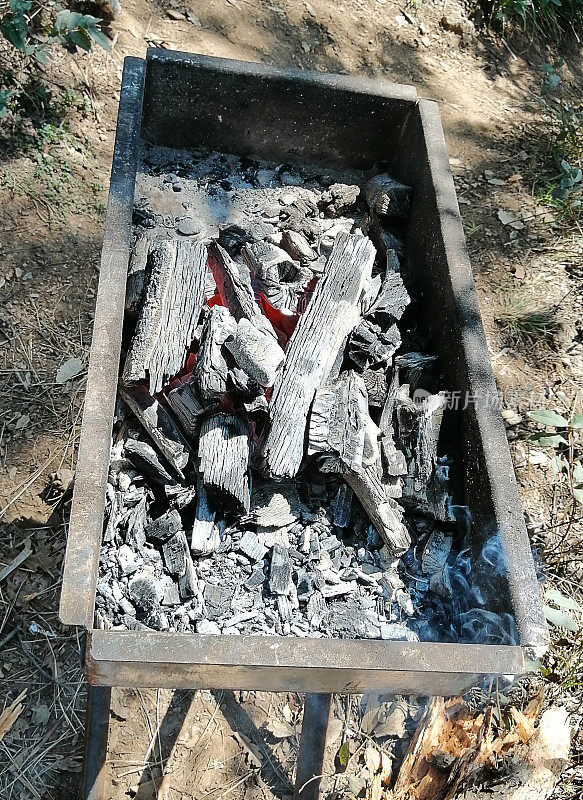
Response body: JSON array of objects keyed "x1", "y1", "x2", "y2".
[
  {"x1": 364, "y1": 174, "x2": 411, "y2": 220},
  {"x1": 97, "y1": 146, "x2": 510, "y2": 645}
]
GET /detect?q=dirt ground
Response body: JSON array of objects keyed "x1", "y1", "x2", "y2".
[{"x1": 1, "y1": 0, "x2": 582, "y2": 798}]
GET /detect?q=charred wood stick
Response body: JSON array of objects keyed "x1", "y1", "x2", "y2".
[
  {"x1": 167, "y1": 376, "x2": 206, "y2": 441},
  {"x1": 344, "y1": 462, "x2": 410, "y2": 556},
  {"x1": 364, "y1": 173, "x2": 411, "y2": 219},
  {"x1": 123, "y1": 239, "x2": 206, "y2": 394},
  {"x1": 123, "y1": 438, "x2": 175, "y2": 487},
  {"x1": 224, "y1": 318, "x2": 285, "y2": 388},
  {"x1": 193, "y1": 305, "x2": 237, "y2": 401},
  {"x1": 126, "y1": 232, "x2": 151, "y2": 319},
  {"x1": 198, "y1": 413, "x2": 251, "y2": 514},
  {"x1": 189, "y1": 478, "x2": 220, "y2": 556},
  {"x1": 259, "y1": 233, "x2": 375, "y2": 478},
  {"x1": 121, "y1": 385, "x2": 191, "y2": 479}
]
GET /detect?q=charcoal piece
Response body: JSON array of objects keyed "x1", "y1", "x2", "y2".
[
  {"x1": 277, "y1": 595, "x2": 293, "y2": 622},
  {"x1": 237, "y1": 531, "x2": 268, "y2": 562},
  {"x1": 126, "y1": 232, "x2": 151, "y2": 318},
  {"x1": 320, "y1": 581, "x2": 358, "y2": 599},
  {"x1": 307, "y1": 591, "x2": 328, "y2": 628},
  {"x1": 328, "y1": 600, "x2": 371, "y2": 638},
  {"x1": 189, "y1": 478, "x2": 220, "y2": 555},
  {"x1": 318, "y1": 183, "x2": 360, "y2": 217},
  {"x1": 164, "y1": 482, "x2": 197, "y2": 510},
  {"x1": 361, "y1": 273, "x2": 383, "y2": 315},
  {"x1": 162, "y1": 531, "x2": 190, "y2": 577},
  {"x1": 348, "y1": 319, "x2": 401, "y2": 371},
  {"x1": 281, "y1": 229, "x2": 318, "y2": 265},
  {"x1": 123, "y1": 239, "x2": 207, "y2": 394},
  {"x1": 207, "y1": 242, "x2": 277, "y2": 341},
  {"x1": 344, "y1": 463, "x2": 410, "y2": 556},
  {"x1": 243, "y1": 392, "x2": 269, "y2": 418},
  {"x1": 366, "y1": 271, "x2": 410, "y2": 323},
  {"x1": 421, "y1": 530, "x2": 452, "y2": 575},
  {"x1": 248, "y1": 478, "x2": 302, "y2": 528},
  {"x1": 124, "y1": 438, "x2": 174, "y2": 487},
  {"x1": 198, "y1": 413, "x2": 250, "y2": 514},
  {"x1": 393, "y1": 352, "x2": 438, "y2": 393},
  {"x1": 260, "y1": 233, "x2": 375, "y2": 478},
  {"x1": 368, "y1": 214, "x2": 405, "y2": 263},
  {"x1": 380, "y1": 434, "x2": 408, "y2": 479},
  {"x1": 320, "y1": 535, "x2": 341, "y2": 552},
  {"x1": 121, "y1": 385, "x2": 191, "y2": 479},
  {"x1": 178, "y1": 556, "x2": 198, "y2": 600},
  {"x1": 245, "y1": 565, "x2": 266, "y2": 590},
  {"x1": 363, "y1": 369, "x2": 388, "y2": 408},
  {"x1": 331, "y1": 485, "x2": 353, "y2": 528},
  {"x1": 167, "y1": 377, "x2": 206, "y2": 439},
  {"x1": 309, "y1": 371, "x2": 368, "y2": 473},
  {"x1": 218, "y1": 223, "x2": 254, "y2": 255},
  {"x1": 280, "y1": 199, "x2": 320, "y2": 238},
  {"x1": 123, "y1": 615, "x2": 152, "y2": 631},
  {"x1": 430, "y1": 567, "x2": 452, "y2": 598},
  {"x1": 296, "y1": 570, "x2": 313, "y2": 602},
  {"x1": 203, "y1": 582, "x2": 232, "y2": 620},
  {"x1": 364, "y1": 174, "x2": 411, "y2": 219},
  {"x1": 194, "y1": 305, "x2": 238, "y2": 401},
  {"x1": 269, "y1": 544, "x2": 293, "y2": 595},
  {"x1": 117, "y1": 544, "x2": 141, "y2": 576},
  {"x1": 159, "y1": 575, "x2": 181, "y2": 606},
  {"x1": 145, "y1": 509, "x2": 182, "y2": 543},
  {"x1": 308, "y1": 528, "x2": 321, "y2": 563},
  {"x1": 224, "y1": 318, "x2": 285, "y2": 388},
  {"x1": 196, "y1": 619, "x2": 221, "y2": 634},
  {"x1": 395, "y1": 588, "x2": 415, "y2": 616},
  {"x1": 129, "y1": 572, "x2": 160, "y2": 612},
  {"x1": 243, "y1": 240, "x2": 311, "y2": 313},
  {"x1": 125, "y1": 493, "x2": 148, "y2": 551},
  {"x1": 379, "y1": 622, "x2": 419, "y2": 642}
]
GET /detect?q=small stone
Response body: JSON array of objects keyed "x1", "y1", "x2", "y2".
[{"x1": 176, "y1": 217, "x2": 203, "y2": 236}]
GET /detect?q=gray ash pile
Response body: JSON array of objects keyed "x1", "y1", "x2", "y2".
[{"x1": 97, "y1": 146, "x2": 517, "y2": 646}]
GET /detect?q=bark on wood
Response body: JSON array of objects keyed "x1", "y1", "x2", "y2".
[
  {"x1": 167, "y1": 376, "x2": 206, "y2": 440},
  {"x1": 189, "y1": 477, "x2": 220, "y2": 556},
  {"x1": 364, "y1": 173, "x2": 411, "y2": 219},
  {"x1": 193, "y1": 305, "x2": 237, "y2": 401},
  {"x1": 123, "y1": 239, "x2": 207, "y2": 394},
  {"x1": 224, "y1": 318, "x2": 285, "y2": 388},
  {"x1": 121, "y1": 384, "x2": 191, "y2": 479},
  {"x1": 198, "y1": 413, "x2": 250, "y2": 513},
  {"x1": 344, "y1": 462, "x2": 410, "y2": 556},
  {"x1": 393, "y1": 696, "x2": 446, "y2": 796},
  {"x1": 308, "y1": 371, "x2": 368, "y2": 473},
  {"x1": 259, "y1": 233, "x2": 376, "y2": 478},
  {"x1": 126, "y1": 232, "x2": 151, "y2": 319}
]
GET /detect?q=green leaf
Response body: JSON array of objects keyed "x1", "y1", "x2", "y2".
[
  {"x1": 0, "y1": 13, "x2": 28, "y2": 52},
  {"x1": 337, "y1": 741, "x2": 350, "y2": 767},
  {"x1": 573, "y1": 462, "x2": 583, "y2": 483},
  {"x1": 0, "y1": 89, "x2": 13, "y2": 119},
  {"x1": 528, "y1": 410, "x2": 569, "y2": 427},
  {"x1": 570, "y1": 414, "x2": 583, "y2": 429},
  {"x1": 87, "y1": 25, "x2": 110, "y2": 51},
  {"x1": 573, "y1": 487, "x2": 583, "y2": 505},
  {"x1": 530, "y1": 433, "x2": 567, "y2": 448},
  {"x1": 544, "y1": 605, "x2": 579, "y2": 632},
  {"x1": 545, "y1": 588, "x2": 582, "y2": 613}
]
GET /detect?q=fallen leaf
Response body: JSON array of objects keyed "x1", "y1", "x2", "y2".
[
  {"x1": 266, "y1": 718, "x2": 295, "y2": 739},
  {"x1": 31, "y1": 704, "x2": 51, "y2": 725},
  {"x1": 14, "y1": 414, "x2": 29, "y2": 430},
  {"x1": 56, "y1": 357, "x2": 84, "y2": 384},
  {"x1": 0, "y1": 690, "x2": 26, "y2": 742},
  {"x1": 497, "y1": 209, "x2": 516, "y2": 225}
]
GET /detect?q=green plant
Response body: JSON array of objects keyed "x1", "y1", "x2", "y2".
[
  {"x1": 491, "y1": 0, "x2": 583, "y2": 34},
  {"x1": 496, "y1": 287, "x2": 561, "y2": 342}
]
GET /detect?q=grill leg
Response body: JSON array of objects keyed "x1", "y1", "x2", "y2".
[
  {"x1": 293, "y1": 693, "x2": 332, "y2": 800},
  {"x1": 80, "y1": 685, "x2": 111, "y2": 800}
]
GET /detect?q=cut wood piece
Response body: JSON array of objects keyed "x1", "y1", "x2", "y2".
[
  {"x1": 124, "y1": 438, "x2": 175, "y2": 487},
  {"x1": 260, "y1": 233, "x2": 376, "y2": 478},
  {"x1": 348, "y1": 319, "x2": 401, "y2": 371},
  {"x1": 207, "y1": 242, "x2": 277, "y2": 340},
  {"x1": 126, "y1": 232, "x2": 151, "y2": 318},
  {"x1": 248, "y1": 478, "x2": 303, "y2": 528},
  {"x1": 366, "y1": 270, "x2": 410, "y2": 322},
  {"x1": 189, "y1": 478, "x2": 220, "y2": 556},
  {"x1": 393, "y1": 696, "x2": 446, "y2": 796},
  {"x1": 162, "y1": 530, "x2": 190, "y2": 577},
  {"x1": 193, "y1": 305, "x2": 237, "y2": 401},
  {"x1": 121, "y1": 385, "x2": 191, "y2": 479},
  {"x1": 123, "y1": 239, "x2": 206, "y2": 394},
  {"x1": 364, "y1": 173, "x2": 411, "y2": 219},
  {"x1": 344, "y1": 462, "x2": 410, "y2": 556},
  {"x1": 167, "y1": 376, "x2": 206, "y2": 440},
  {"x1": 308, "y1": 371, "x2": 368, "y2": 473},
  {"x1": 198, "y1": 413, "x2": 250, "y2": 514},
  {"x1": 269, "y1": 544, "x2": 293, "y2": 595},
  {"x1": 145, "y1": 509, "x2": 182, "y2": 543},
  {"x1": 224, "y1": 318, "x2": 285, "y2": 388}
]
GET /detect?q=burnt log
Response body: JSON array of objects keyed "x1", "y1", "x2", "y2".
[
  {"x1": 259, "y1": 233, "x2": 376, "y2": 478},
  {"x1": 308, "y1": 371, "x2": 368, "y2": 473},
  {"x1": 344, "y1": 462, "x2": 410, "y2": 556},
  {"x1": 242, "y1": 241, "x2": 311, "y2": 314},
  {"x1": 193, "y1": 305, "x2": 237, "y2": 401},
  {"x1": 224, "y1": 318, "x2": 285, "y2": 388},
  {"x1": 198, "y1": 413, "x2": 251, "y2": 513},
  {"x1": 364, "y1": 174, "x2": 411, "y2": 219},
  {"x1": 123, "y1": 239, "x2": 207, "y2": 394},
  {"x1": 126, "y1": 232, "x2": 151, "y2": 318},
  {"x1": 121, "y1": 385, "x2": 191, "y2": 479},
  {"x1": 167, "y1": 376, "x2": 206, "y2": 440}
]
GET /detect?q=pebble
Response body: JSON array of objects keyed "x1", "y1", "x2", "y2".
[{"x1": 176, "y1": 217, "x2": 203, "y2": 236}]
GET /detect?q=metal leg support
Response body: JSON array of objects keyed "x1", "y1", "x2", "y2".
[
  {"x1": 80, "y1": 685, "x2": 111, "y2": 800},
  {"x1": 294, "y1": 693, "x2": 332, "y2": 800}
]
